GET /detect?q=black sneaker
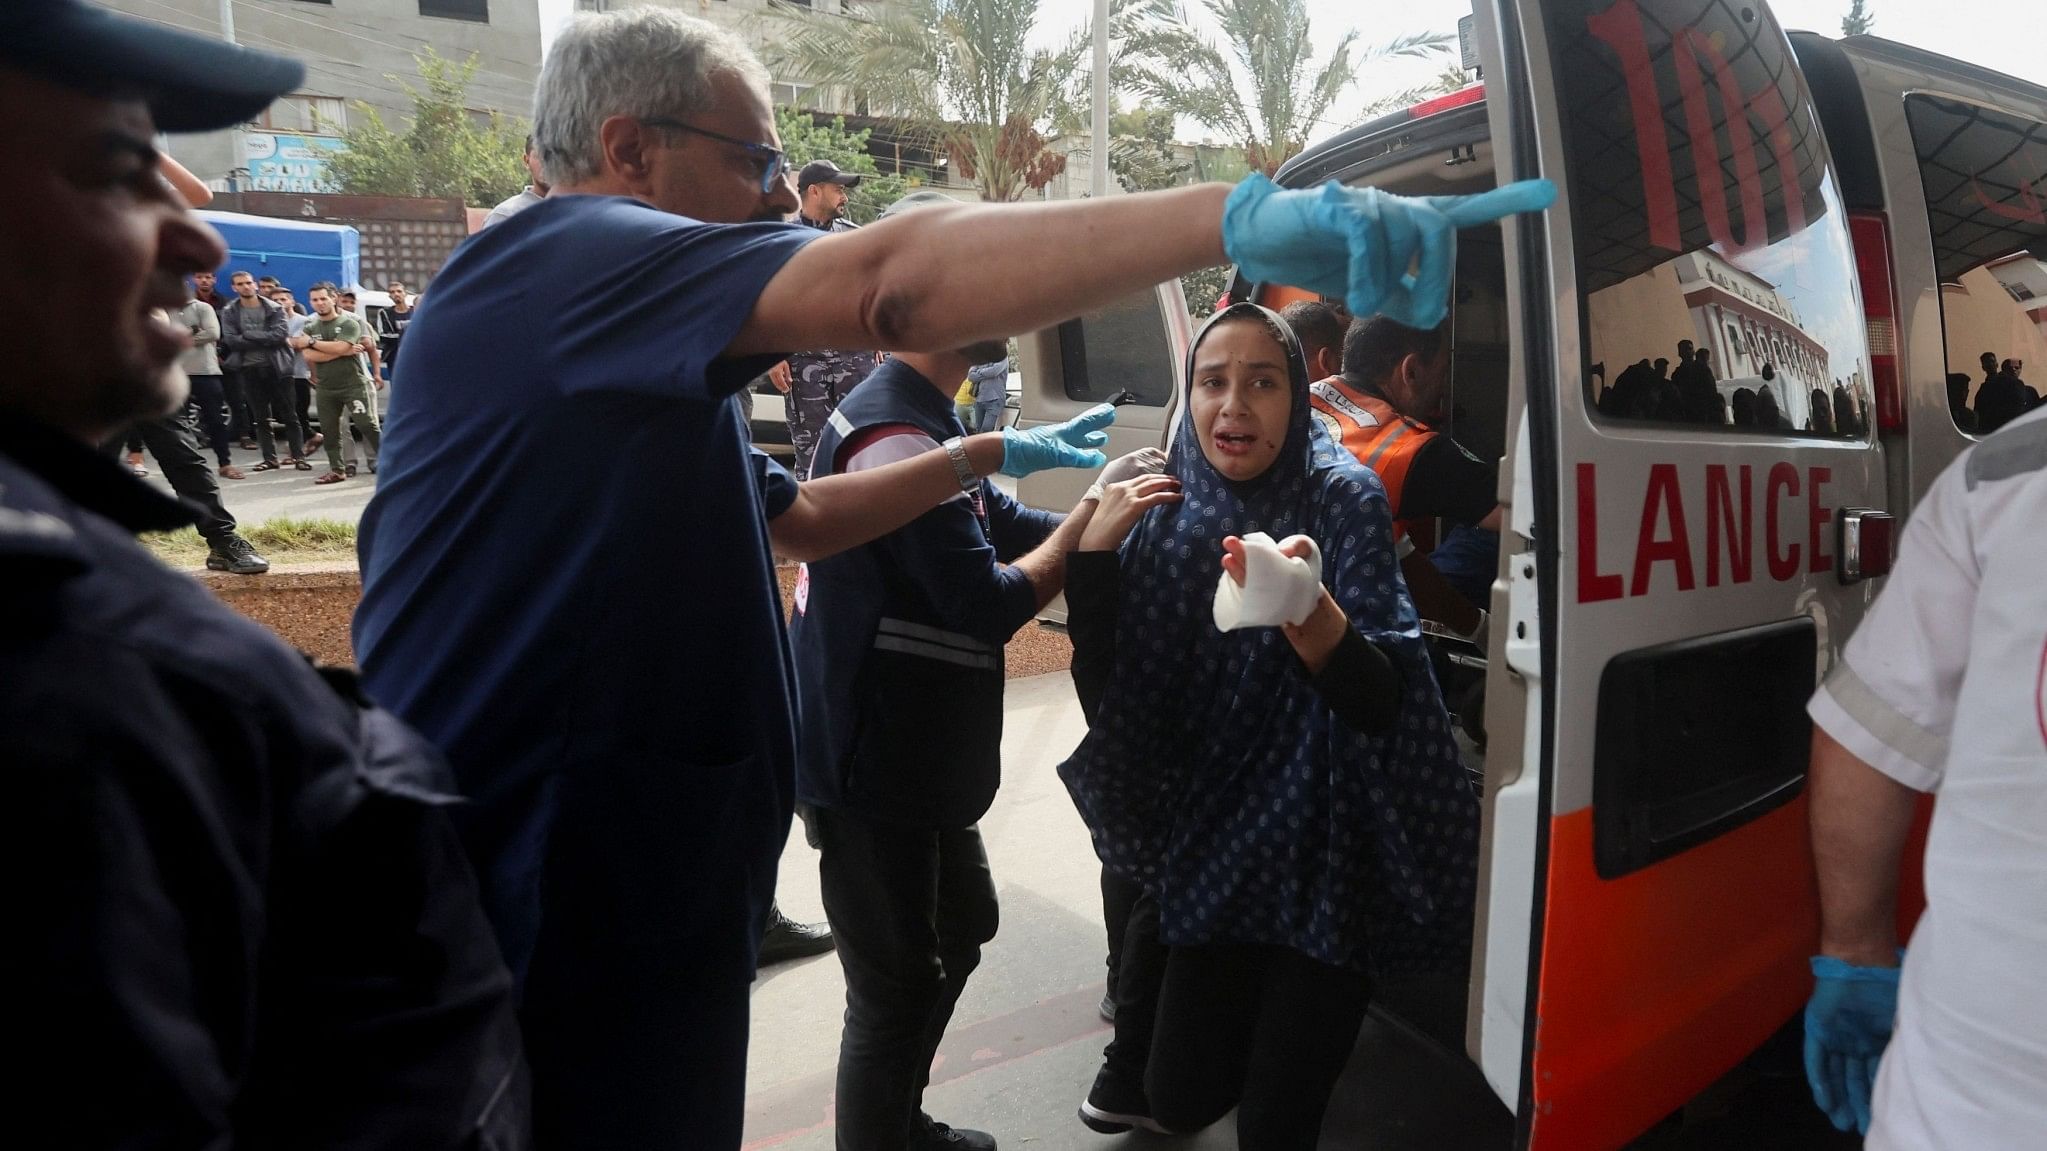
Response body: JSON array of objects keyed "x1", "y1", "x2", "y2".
[
  {"x1": 205, "y1": 535, "x2": 270, "y2": 575},
  {"x1": 757, "y1": 906, "x2": 835, "y2": 965},
  {"x1": 1078, "y1": 1063, "x2": 1166, "y2": 1135},
  {"x1": 913, "y1": 1113, "x2": 995, "y2": 1150}
]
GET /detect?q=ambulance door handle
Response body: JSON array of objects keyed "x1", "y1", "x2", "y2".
[{"x1": 1837, "y1": 508, "x2": 1895, "y2": 584}]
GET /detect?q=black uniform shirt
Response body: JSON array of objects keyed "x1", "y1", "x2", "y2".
[{"x1": 1, "y1": 419, "x2": 525, "y2": 1149}]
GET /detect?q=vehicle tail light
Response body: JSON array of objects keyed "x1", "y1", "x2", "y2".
[
  {"x1": 1408, "y1": 83, "x2": 1487, "y2": 119},
  {"x1": 1849, "y1": 212, "x2": 1904, "y2": 434},
  {"x1": 1838, "y1": 507, "x2": 1895, "y2": 582}
]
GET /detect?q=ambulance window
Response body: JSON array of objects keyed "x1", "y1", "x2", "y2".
[
  {"x1": 1056, "y1": 291, "x2": 1177, "y2": 407},
  {"x1": 1544, "y1": 0, "x2": 1872, "y2": 438},
  {"x1": 1902, "y1": 95, "x2": 2047, "y2": 437}
]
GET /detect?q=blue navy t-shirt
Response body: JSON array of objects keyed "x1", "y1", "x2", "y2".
[{"x1": 353, "y1": 195, "x2": 815, "y2": 970}]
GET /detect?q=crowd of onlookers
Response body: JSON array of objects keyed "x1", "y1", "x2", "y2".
[
  {"x1": 1949, "y1": 351, "x2": 2038, "y2": 433},
  {"x1": 174, "y1": 270, "x2": 414, "y2": 482},
  {"x1": 1595, "y1": 338, "x2": 1874, "y2": 434}
]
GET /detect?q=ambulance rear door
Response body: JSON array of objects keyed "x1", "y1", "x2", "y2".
[{"x1": 1488, "y1": 1, "x2": 1891, "y2": 1145}]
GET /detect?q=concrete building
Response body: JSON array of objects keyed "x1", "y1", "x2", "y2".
[{"x1": 102, "y1": 0, "x2": 544, "y2": 193}]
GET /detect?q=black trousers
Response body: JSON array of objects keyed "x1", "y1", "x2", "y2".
[
  {"x1": 815, "y1": 807, "x2": 999, "y2": 1151},
  {"x1": 293, "y1": 376, "x2": 315, "y2": 441},
  {"x1": 187, "y1": 374, "x2": 233, "y2": 466},
  {"x1": 1106, "y1": 893, "x2": 1372, "y2": 1151},
  {"x1": 222, "y1": 368, "x2": 255, "y2": 440},
  {"x1": 237, "y1": 364, "x2": 301, "y2": 463},
  {"x1": 1102, "y1": 868, "x2": 1141, "y2": 995},
  {"x1": 104, "y1": 408, "x2": 237, "y2": 545}
]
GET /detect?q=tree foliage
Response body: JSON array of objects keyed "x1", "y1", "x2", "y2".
[
  {"x1": 1842, "y1": 0, "x2": 1875, "y2": 36},
  {"x1": 1118, "y1": 0, "x2": 1454, "y2": 174},
  {"x1": 766, "y1": 0, "x2": 1101, "y2": 201},
  {"x1": 325, "y1": 49, "x2": 527, "y2": 206},
  {"x1": 774, "y1": 106, "x2": 913, "y2": 223},
  {"x1": 1107, "y1": 103, "x2": 1189, "y2": 194}
]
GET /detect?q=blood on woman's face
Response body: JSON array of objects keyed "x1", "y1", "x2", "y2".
[{"x1": 1190, "y1": 318, "x2": 1291, "y2": 482}]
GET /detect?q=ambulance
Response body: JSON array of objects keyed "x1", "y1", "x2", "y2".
[{"x1": 1013, "y1": 2, "x2": 2047, "y2": 1146}]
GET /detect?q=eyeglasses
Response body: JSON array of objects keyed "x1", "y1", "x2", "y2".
[{"x1": 640, "y1": 117, "x2": 787, "y2": 194}]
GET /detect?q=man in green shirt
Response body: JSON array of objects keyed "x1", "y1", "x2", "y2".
[{"x1": 298, "y1": 281, "x2": 381, "y2": 483}]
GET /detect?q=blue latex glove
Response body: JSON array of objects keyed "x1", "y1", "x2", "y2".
[
  {"x1": 1222, "y1": 175, "x2": 1558, "y2": 329},
  {"x1": 1000, "y1": 403, "x2": 1114, "y2": 477},
  {"x1": 1804, "y1": 955, "x2": 1902, "y2": 1135}
]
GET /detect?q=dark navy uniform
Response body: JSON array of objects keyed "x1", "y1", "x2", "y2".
[
  {"x1": 2, "y1": 420, "x2": 526, "y2": 1149},
  {"x1": 787, "y1": 359, "x2": 1059, "y2": 1148}
]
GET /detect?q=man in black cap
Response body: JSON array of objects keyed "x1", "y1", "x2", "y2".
[
  {"x1": 797, "y1": 158, "x2": 864, "y2": 232},
  {"x1": 0, "y1": 3, "x2": 526, "y2": 1145},
  {"x1": 781, "y1": 159, "x2": 882, "y2": 475}
]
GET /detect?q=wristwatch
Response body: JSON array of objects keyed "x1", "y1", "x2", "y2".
[{"x1": 941, "y1": 436, "x2": 978, "y2": 492}]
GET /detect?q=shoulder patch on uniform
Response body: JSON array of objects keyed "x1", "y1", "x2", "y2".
[
  {"x1": 1965, "y1": 415, "x2": 2047, "y2": 490},
  {"x1": 827, "y1": 407, "x2": 855, "y2": 438}
]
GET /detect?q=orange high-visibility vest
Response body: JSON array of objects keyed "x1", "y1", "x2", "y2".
[{"x1": 1307, "y1": 375, "x2": 1438, "y2": 539}]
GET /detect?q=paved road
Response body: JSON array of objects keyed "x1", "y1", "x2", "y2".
[
  {"x1": 746, "y1": 673, "x2": 1862, "y2": 1151},
  {"x1": 136, "y1": 435, "x2": 379, "y2": 528}
]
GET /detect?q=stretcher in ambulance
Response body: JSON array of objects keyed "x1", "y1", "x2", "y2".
[{"x1": 1014, "y1": 2, "x2": 2047, "y2": 1146}]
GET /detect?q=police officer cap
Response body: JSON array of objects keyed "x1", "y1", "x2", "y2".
[
  {"x1": 879, "y1": 190, "x2": 961, "y2": 219},
  {"x1": 798, "y1": 159, "x2": 865, "y2": 192},
  {"x1": 0, "y1": 0, "x2": 303, "y2": 133}
]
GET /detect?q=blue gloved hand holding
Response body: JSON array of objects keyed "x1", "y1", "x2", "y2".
[
  {"x1": 1222, "y1": 175, "x2": 1558, "y2": 329},
  {"x1": 1000, "y1": 403, "x2": 1114, "y2": 477},
  {"x1": 1804, "y1": 954, "x2": 1902, "y2": 1135}
]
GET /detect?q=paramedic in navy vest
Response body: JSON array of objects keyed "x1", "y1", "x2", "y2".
[
  {"x1": 352, "y1": 9, "x2": 1556, "y2": 1149},
  {"x1": 789, "y1": 190, "x2": 1167, "y2": 1151}
]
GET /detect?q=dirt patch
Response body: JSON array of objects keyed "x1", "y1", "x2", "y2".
[{"x1": 195, "y1": 563, "x2": 360, "y2": 667}]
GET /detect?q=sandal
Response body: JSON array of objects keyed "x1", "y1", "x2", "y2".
[
  {"x1": 292, "y1": 459, "x2": 314, "y2": 471},
  {"x1": 345, "y1": 463, "x2": 357, "y2": 477},
  {"x1": 305, "y1": 433, "x2": 325, "y2": 451},
  {"x1": 218, "y1": 464, "x2": 247, "y2": 480},
  {"x1": 239, "y1": 438, "x2": 259, "y2": 450},
  {"x1": 314, "y1": 470, "x2": 348, "y2": 485},
  {"x1": 250, "y1": 460, "x2": 279, "y2": 472}
]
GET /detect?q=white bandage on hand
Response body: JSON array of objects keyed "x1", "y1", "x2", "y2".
[{"x1": 1213, "y1": 531, "x2": 1324, "y2": 631}]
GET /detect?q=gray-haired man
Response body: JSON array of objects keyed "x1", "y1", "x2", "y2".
[{"x1": 351, "y1": 9, "x2": 1554, "y2": 1150}]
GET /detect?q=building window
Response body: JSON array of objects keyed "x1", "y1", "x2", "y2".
[
  {"x1": 419, "y1": 0, "x2": 489, "y2": 22},
  {"x1": 256, "y1": 93, "x2": 347, "y2": 136},
  {"x1": 771, "y1": 82, "x2": 814, "y2": 108}
]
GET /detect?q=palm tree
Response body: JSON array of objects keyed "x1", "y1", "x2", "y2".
[
  {"x1": 1118, "y1": 0, "x2": 1454, "y2": 174},
  {"x1": 1841, "y1": 0, "x2": 1875, "y2": 36},
  {"x1": 766, "y1": 0, "x2": 1099, "y2": 202}
]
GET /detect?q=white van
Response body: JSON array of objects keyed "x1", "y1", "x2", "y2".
[{"x1": 1014, "y1": 3, "x2": 2046, "y2": 1146}]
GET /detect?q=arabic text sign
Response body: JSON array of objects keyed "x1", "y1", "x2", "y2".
[{"x1": 244, "y1": 132, "x2": 346, "y2": 194}]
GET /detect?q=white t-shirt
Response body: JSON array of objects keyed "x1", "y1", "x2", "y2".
[{"x1": 1806, "y1": 408, "x2": 2047, "y2": 1151}]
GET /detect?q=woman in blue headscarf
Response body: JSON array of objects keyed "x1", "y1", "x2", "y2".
[{"x1": 1057, "y1": 303, "x2": 1480, "y2": 1149}]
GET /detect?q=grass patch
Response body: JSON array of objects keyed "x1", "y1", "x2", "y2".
[{"x1": 143, "y1": 516, "x2": 360, "y2": 567}]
